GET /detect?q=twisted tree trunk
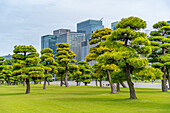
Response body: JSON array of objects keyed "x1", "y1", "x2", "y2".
[
  {"x1": 126, "y1": 63, "x2": 137, "y2": 99},
  {"x1": 26, "y1": 79, "x2": 30, "y2": 94},
  {"x1": 107, "y1": 70, "x2": 117, "y2": 94}
]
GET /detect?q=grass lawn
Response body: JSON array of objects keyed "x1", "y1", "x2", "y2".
[{"x1": 0, "y1": 84, "x2": 170, "y2": 113}]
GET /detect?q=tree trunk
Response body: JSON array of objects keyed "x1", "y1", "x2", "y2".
[
  {"x1": 117, "y1": 83, "x2": 120, "y2": 92},
  {"x1": 65, "y1": 66, "x2": 68, "y2": 87},
  {"x1": 47, "y1": 80, "x2": 50, "y2": 85},
  {"x1": 26, "y1": 79, "x2": 30, "y2": 94},
  {"x1": 107, "y1": 70, "x2": 117, "y2": 94},
  {"x1": 76, "y1": 81, "x2": 79, "y2": 86},
  {"x1": 126, "y1": 63, "x2": 137, "y2": 99},
  {"x1": 167, "y1": 66, "x2": 170, "y2": 89},
  {"x1": 0, "y1": 81, "x2": 1, "y2": 86},
  {"x1": 40, "y1": 81, "x2": 41, "y2": 84},
  {"x1": 23, "y1": 78, "x2": 25, "y2": 86},
  {"x1": 60, "y1": 74, "x2": 63, "y2": 87},
  {"x1": 8, "y1": 80, "x2": 10, "y2": 86},
  {"x1": 34, "y1": 81, "x2": 36, "y2": 85},
  {"x1": 43, "y1": 77, "x2": 47, "y2": 89},
  {"x1": 120, "y1": 82, "x2": 127, "y2": 88},
  {"x1": 96, "y1": 79, "x2": 98, "y2": 86},
  {"x1": 85, "y1": 82, "x2": 87, "y2": 86},
  {"x1": 2, "y1": 81, "x2": 4, "y2": 85},
  {"x1": 99, "y1": 77, "x2": 102, "y2": 87},
  {"x1": 162, "y1": 66, "x2": 168, "y2": 92}
]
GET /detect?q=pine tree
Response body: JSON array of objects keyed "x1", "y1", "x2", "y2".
[
  {"x1": 2, "y1": 65, "x2": 13, "y2": 86},
  {"x1": 12, "y1": 45, "x2": 44, "y2": 94},
  {"x1": 0, "y1": 57, "x2": 6, "y2": 86},
  {"x1": 55, "y1": 43, "x2": 77, "y2": 87},
  {"x1": 78, "y1": 61, "x2": 92, "y2": 86},
  {"x1": 103, "y1": 16, "x2": 163, "y2": 99},
  {"x1": 93, "y1": 63, "x2": 107, "y2": 87},
  {"x1": 40, "y1": 48, "x2": 58, "y2": 89},
  {"x1": 149, "y1": 21, "x2": 170, "y2": 91}
]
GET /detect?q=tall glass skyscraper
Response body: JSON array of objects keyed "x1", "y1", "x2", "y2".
[
  {"x1": 111, "y1": 21, "x2": 118, "y2": 31},
  {"x1": 77, "y1": 19, "x2": 104, "y2": 64},
  {"x1": 41, "y1": 35, "x2": 58, "y2": 55}
]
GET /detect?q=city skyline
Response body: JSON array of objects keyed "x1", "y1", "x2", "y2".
[{"x1": 0, "y1": 0, "x2": 170, "y2": 55}]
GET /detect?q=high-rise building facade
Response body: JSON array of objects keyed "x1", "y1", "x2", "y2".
[
  {"x1": 111, "y1": 21, "x2": 118, "y2": 31},
  {"x1": 53, "y1": 29, "x2": 85, "y2": 62},
  {"x1": 167, "y1": 21, "x2": 170, "y2": 24},
  {"x1": 77, "y1": 19, "x2": 104, "y2": 64},
  {"x1": 41, "y1": 29, "x2": 85, "y2": 63},
  {"x1": 41, "y1": 35, "x2": 58, "y2": 55}
]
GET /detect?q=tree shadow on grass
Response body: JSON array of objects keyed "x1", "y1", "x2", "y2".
[{"x1": 0, "y1": 93, "x2": 25, "y2": 96}]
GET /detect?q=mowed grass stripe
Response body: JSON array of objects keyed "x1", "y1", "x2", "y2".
[{"x1": 0, "y1": 84, "x2": 170, "y2": 113}]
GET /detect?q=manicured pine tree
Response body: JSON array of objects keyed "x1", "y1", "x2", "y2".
[
  {"x1": 2, "y1": 65, "x2": 13, "y2": 86},
  {"x1": 78, "y1": 61, "x2": 92, "y2": 86},
  {"x1": 55, "y1": 43, "x2": 77, "y2": 87},
  {"x1": 40, "y1": 48, "x2": 58, "y2": 89},
  {"x1": 12, "y1": 45, "x2": 44, "y2": 94},
  {"x1": 111, "y1": 61, "x2": 127, "y2": 92},
  {"x1": 86, "y1": 28, "x2": 119, "y2": 91},
  {"x1": 69, "y1": 65, "x2": 81, "y2": 86},
  {"x1": 93, "y1": 63, "x2": 107, "y2": 87},
  {"x1": 86, "y1": 28, "x2": 112, "y2": 63},
  {"x1": 97, "y1": 53, "x2": 121, "y2": 94},
  {"x1": 0, "y1": 57, "x2": 6, "y2": 86},
  {"x1": 148, "y1": 21, "x2": 170, "y2": 91},
  {"x1": 103, "y1": 16, "x2": 162, "y2": 99},
  {"x1": 56, "y1": 66, "x2": 65, "y2": 87}
]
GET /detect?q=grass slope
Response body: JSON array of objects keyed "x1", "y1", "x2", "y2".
[{"x1": 0, "y1": 84, "x2": 170, "y2": 113}]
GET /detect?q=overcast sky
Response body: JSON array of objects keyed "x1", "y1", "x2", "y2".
[{"x1": 0, "y1": 0, "x2": 169, "y2": 56}]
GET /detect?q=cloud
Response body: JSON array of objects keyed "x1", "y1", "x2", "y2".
[{"x1": 0, "y1": 0, "x2": 169, "y2": 56}]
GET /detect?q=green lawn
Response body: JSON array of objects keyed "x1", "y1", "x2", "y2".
[{"x1": 0, "y1": 84, "x2": 170, "y2": 113}]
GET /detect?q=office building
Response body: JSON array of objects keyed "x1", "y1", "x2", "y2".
[
  {"x1": 77, "y1": 19, "x2": 104, "y2": 64},
  {"x1": 41, "y1": 29, "x2": 85, "y2": 63},
  {"x1": 53, "y1": 29, "x2": 85, "y2": 62},
  {"x1": 167, "y1": 21, "x2": 170, "y2": 24},
  {"x1": 41, "y1": 35, "x2": 58, "y2": 55},
  {"x1": 111, "y1": 21, "x2": 118, "y2": 31}
]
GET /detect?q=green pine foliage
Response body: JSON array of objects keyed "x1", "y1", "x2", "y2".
[
  {"x1": 78, "y1": 61, "x2": 92, "y2": 86},
  {"x1": 55, "y1": 43, "x2": 77, "y2": 87},
  {"x1": 100, "y1": 16, "x2": 161, "y2": 99},
  {"x1": 12, "y1": 45, "x2": 44, "y2": 94},
  {"x1": 149, "y1": 21, "x2": 170, "y2": 92},
  {"x1": 40, "y1": 48, "x2": 58, "y2": 89}
]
